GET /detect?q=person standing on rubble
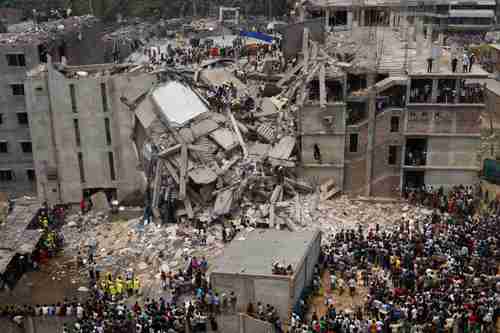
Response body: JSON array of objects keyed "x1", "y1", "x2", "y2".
[
  {"x1": 143, "y1": 202, "x2": 153, "y2": 226},
  {"x1": 313, "y1": 144, "x2": 322, "y2": 164}
]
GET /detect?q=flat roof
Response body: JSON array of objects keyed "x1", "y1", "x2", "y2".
[
  {"x1": 152, "y1": 81, "x2": 209, "y2": 127},
  {"x1": 211, "y1": 229, "x2": 319, "y2": 276}
]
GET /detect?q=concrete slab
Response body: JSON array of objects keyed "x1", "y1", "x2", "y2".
[
  {"x1": 152, "y1": 81, "x2": 209, "y2": 127},
  {"x1": 209, "y1": 128, "x2": 238, "y2": 151},
  {"x1": 189, "y1": 167, "x2": 218, "y2": 185},
  {"x1": 191, "y1": 118, "x2": 220, "y2": 138},
  {"x1": 269, "y1": 136, "x2": 296, "y2": 160},
  {"x1": 211, "y1": 229, "x2": 319, "y2": 276}
]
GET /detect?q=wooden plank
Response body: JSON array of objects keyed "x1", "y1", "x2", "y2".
[
  {"x1": 319, "y1": 64, "x2": 327, "y2": 108},
  {"x1": 179, "y1": 144, "x2": 188, "y2": 200}
]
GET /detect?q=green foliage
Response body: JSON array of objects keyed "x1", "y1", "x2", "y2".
[{"x1": 0, "y1": 0, "x2": 16, "y2": 7}]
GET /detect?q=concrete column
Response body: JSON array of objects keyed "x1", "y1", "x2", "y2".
[
  {"x1": 299, "y1": 5, "x2": 305, "y2": 22},
  {"x1": 389, "y1": 11, "x2": 394, "y2": 27},
  {"x1": 360, "y1": 9, "x2": 365, "y2": 26},
  {"x1": 429, "y1": 111, "x2": 435, "y2": 135},
  {"x1": 416, "y1": 18, "x2": 424, "y2": 57},
  {"x1": 325, "y1": 8, "x2": 330, "y2": 30},
  {"x1": 454, "y1": 79, "x2": 460, "y2": 104},
  {"x1": 365, "y1": 73, "x2": 376, "y2": 196},
  {"x1": 431, "y1": 79, "x2": 438, "y2": 103},
  {"x1": 347, "y1": 11, "x2": 353, "y2": 29},
  {"x1": 427, "y1": 22, "x2": 433, "y2": 47}
]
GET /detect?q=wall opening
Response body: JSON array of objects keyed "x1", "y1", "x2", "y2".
[
  {"x1": 108, "y1": 151, "x2": 116, "y2": 181},
  {"x1": 73, "y1": 119, "x2": 81, "y2": 147},
  {"x1": 404, "y1": 170, "x2": 425, "y2": 190},
  {"x1": 405, "y1": 138, "x2": 428, "y2": 166},
  {"x1": 349, "y1": 133, "x2": 358, "y2": 153},
  {"x1": 101, "y1": 83, "x2": 108, "y2": 112},
  {"x1": 69, "y1": 84, "x2": 77, "y2": 113},
  {"x1": 390, "y1": 116, "x2": 400, "y2": 132},
  {"x1": 17, "y1": 112, "x2": 28, "y2": 125},
  {"x1": 104, "y1": 118, "x2": 112, "y2": 146},
  {"x1": 6, "y1": 53, "x2": 25, "y2": 67},
  {"x1": 0, "y1": 169, "x2": 14, "y2": 182},
  {"x1": 77, "y1": 152, "x2": 85, "y2": 183},
  {"x1": 20, "y1": 141, "x2": 32, "y2": 153},
  {"x1": 388, "y1": 145, "x2": 398, "y2": 165}
]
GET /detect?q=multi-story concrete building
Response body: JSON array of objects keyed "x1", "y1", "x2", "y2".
[
  {"x1": 296, "y1": 25, "x2": 487, "y2": 197},
  {"x1": 0, "y1": 15, "x2": 128, "y2": 197},
  {"x1": 24, "y1": 60, "x2": 155, "y2": 204},
  {"x1": 304, "y1": 0, "x2": 496, "y2": 33}
]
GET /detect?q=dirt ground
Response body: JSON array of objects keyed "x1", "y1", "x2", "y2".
[
  {"x1": 0, "y1": 254, "x2": 90, "y2": 305},
  {"x1": 307, "y1": 270, "x2": 368, "y2": 320}
]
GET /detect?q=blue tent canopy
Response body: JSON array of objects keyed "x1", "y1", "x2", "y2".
[{"x1": 239, "y1": 30, "x2": 274, "y2": 44}]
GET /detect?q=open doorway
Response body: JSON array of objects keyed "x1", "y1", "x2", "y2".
[
  {"x1": 404, "y1": 170, "x2": 425, "y2": 190},
  {"x1": 405, "y1": 138, "x2": 428, "y2": 166}
]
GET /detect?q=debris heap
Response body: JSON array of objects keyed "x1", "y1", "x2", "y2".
[{"x1": 144, "y1": 81, "x2": 315, "y2": 230}]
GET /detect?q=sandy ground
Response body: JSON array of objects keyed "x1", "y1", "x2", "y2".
[
  {"x1": 0, "y1": 255, "x2": 89, "y2": 305},
  {"x1": 306, "y1": 271, "x2": 368, "y2": 321}
]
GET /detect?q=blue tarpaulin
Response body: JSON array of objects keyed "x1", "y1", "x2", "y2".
[{"x1": 239, "y1": 30, "x2": 274, "y2": 43}]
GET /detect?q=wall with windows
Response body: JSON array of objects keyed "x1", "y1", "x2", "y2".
[
  {"x1": 0, "y1": 43, "x2": 39, "y2": 196},
  {"x1": 25, "y1": 64, "x2": 153, "y2": 204}
]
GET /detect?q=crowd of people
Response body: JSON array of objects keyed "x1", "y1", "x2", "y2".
[
  {"x1": 1, "y1": 251, "x2": 243, "y2": 332},
  {"x1": 290, "y1": 185, "x2": 499, "y2": 333}
]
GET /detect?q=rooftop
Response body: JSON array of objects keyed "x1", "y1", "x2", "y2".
[
  {"x1": 152, "y1": 81, "x2": 210, "y2": 127},
  {"x1": 211, "y1": 229, "x2": 320, "y2": 276},
  {"x1": 0, "y1": 198, "x2": 42, "y2": 273}
]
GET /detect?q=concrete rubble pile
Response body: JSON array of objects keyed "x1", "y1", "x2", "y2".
[
  {"x1": 7, "y1": 15, "x2": 99, "y2": 34},
  {"x1": 62, "y1": 211, "x2": 226, "y2": 293},
  {"x1": 287, "y1": 193, "x2": 425, "y2": 236},
  {"x1": 1, "y1": 15, "x2": 100, "y2": 45},
  {"x1": 145, "y1": 77, "x2": 313, "y2": 231},
  {"x1": 140, "y1": 29, "x2": 366, "y2": 231}
]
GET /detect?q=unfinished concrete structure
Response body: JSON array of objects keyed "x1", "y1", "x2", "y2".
[
  {"x1": 210, "y1": 229, "x2": 321, "y2": 323},
  {"x1": 291, "y1": 21, "x2": 487, "y2": 196},
  {"x1": 304, "y1": 0, "x2": 497, "y2": 33},
  {"x1": 24, "y1": 60, "x2": 155, "y2": 204},
  {"x1": 0, "y1": 15, "x2": 110, "y2": 197}
]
